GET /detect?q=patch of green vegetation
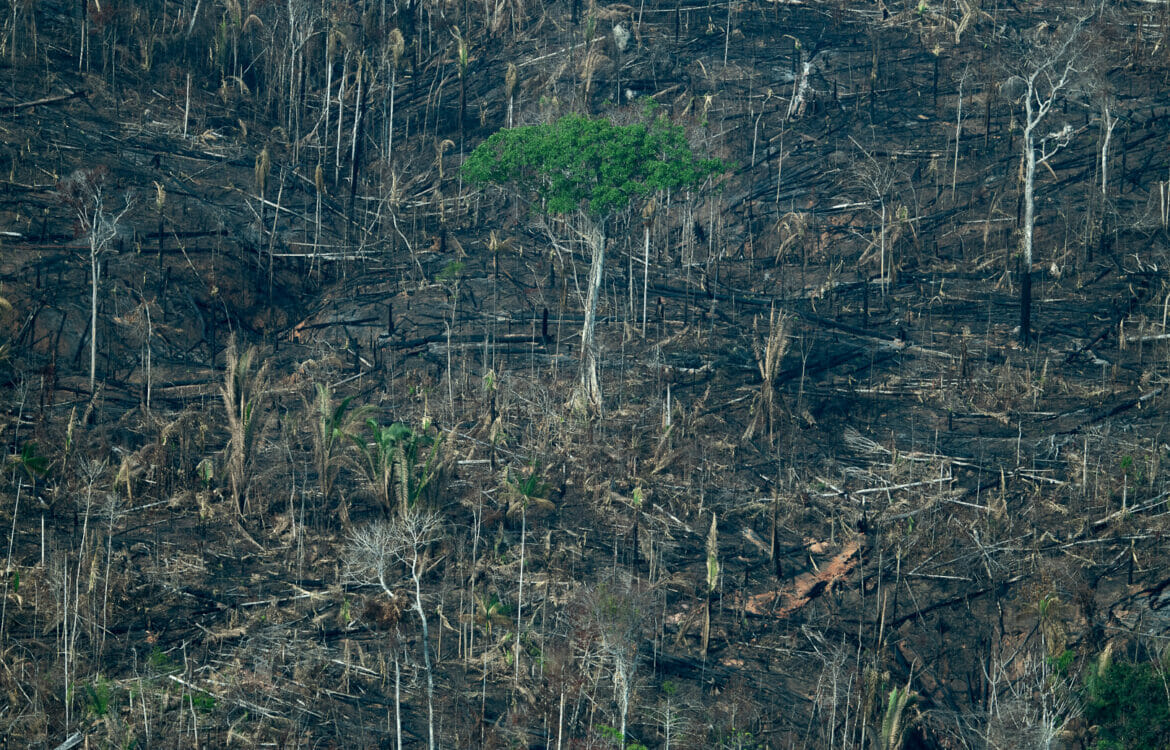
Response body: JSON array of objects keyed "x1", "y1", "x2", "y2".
[
  {"x1": 148, "y1": 647, "x2": 182, "y2": 676},
  {"x1": 599, "y1": 724, "x2": 648, "y2": 750},
  {"x1": 80, "y1": 675, "x2": 117, "y2": 717},
  {"x1": 436, "y1": 260, "x2": 465, "y2": 284},
  {"x1": 186, "y1": 689, "x2": 217, "y2": 713},
  {"x1": 1047, "y1": 648, "x2": 1075, "y2": 677},
  {"x1": 1084, "y1": 656, "x2": 1170, "y2": 750}
]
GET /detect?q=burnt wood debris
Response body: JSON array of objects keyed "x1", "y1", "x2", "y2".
[{"x1": 1, "y1": 0, "x2": 1170, "y2": 748}]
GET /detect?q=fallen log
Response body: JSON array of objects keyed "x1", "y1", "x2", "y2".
[
  {"x1": 10, "y1": 88, "x2": 89, "y2": 112},
  {"x1": 741, "y1": 540, "x2": 862, "y2": 618}
]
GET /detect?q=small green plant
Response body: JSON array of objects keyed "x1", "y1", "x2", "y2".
[
  {"x1": 353, "y1": 420, "x2": 444, "y2": 516},
  {"x1": 436, "y1": 260, "x2": 465, "y2": 285},
  {"x1": 879, "y1": 683, "x2": 917, "y2": 750},
  {"x1": 195, "y1": 457, "x2": 214, "y2": 488},
  {"x1": 80, "y1": 675, "x2": 117, "y2": 717},
  {"x1": 508, "y1": 461, "x2": 551, "y2": 503},
  {"x1": 186, "y1": 689, "x2": 217, "y2": 713},
  {"x1": 598, "y1": 724, "x2": 648, "y2": 750},
  {"x1": 148, "y1": 647, "x2": 181, "y2": 676},
  {"x1": 476, "y1": 592, "x2": 510, "y2": 637},
  {"x1": 1047, "y1": 648, "x2": 1075, "y2": 677},
  {"x1": 11, "y1": 441, "x2": 50, "y2": 483}
]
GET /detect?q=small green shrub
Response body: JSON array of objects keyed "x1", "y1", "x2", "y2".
[
  {"x1": 148, "y1": 647, "x2": 181, "y2": 676},
  {"x1": 187, "y1": 689, "x2": 217, "y2": 713},
  {"x1": 598, "y1": 724, "x2": 648, "y2": 750},
  {"x1": 80, "y1": 675, "x2": 117, "y2": 717}
]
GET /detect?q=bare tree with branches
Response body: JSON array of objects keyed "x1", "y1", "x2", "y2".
[
  {"x1": 1006, "y1": 12, "x2": 1093, "y2": 343},
  {"x1": 58, "y1": 169, "x2": 134, "y2": 392},
  {"x1": 346, "y1": 510, "x2": 444, "y2": 750}
]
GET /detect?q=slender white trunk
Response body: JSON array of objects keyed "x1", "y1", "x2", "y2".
[
  {"x1": 581, "y1": 221, "x2": 606, "y2": 409},
  {"x1": 1023, "y1": 126, "x2": 1036, "y2": 279},
  {"x1": 952, "y1": 74, "x2": 963, "y2": 202},
  {"x1": 388, "y1": 69, "x2": 397, "y2": 160},
  {"x1": 1022, "y1": 116, "x2": 1037, "y2": 342},
  {"x1": 0, "y1": 480, "x2": 22, "y2": 643},
  {"x1": 641, "y1": 223, "x2": 650, "y2": 335},
  {"x1": 90, "y1": 242, "x2": 99, "y2": 392},
  {"x1": 394, "y1": 650, "x2": 403, "y2": 750},
  {"x1": 515, "y1": 504, "x2": 525, "y2": 685},
  {"x1": 618, "y1": 673, "x2": 629, "y2": 747},
  {"x1": 557, "y1": 687, "x2": 565, "y2": 750},
  {"x1": 879, "y1": 201, "x2": 887, "y2": 297},
  {"x1": 183, "y1": 73, "x2": 191, "y2": 138},
  {"x1": 63, "y1": 562, "x2": 69, "y2": 728},
  {"x1": 722, "y1": 0, "x2": 731, "y2": 67},
  {"x1": 412, "y1": 560, "x2": 437, "y2": 750},
  {"x1": 335, "y1": 53, "x2": 348, "y2": 184},
  {"x1": 350, "y1": 57, "x2": 363, "y2": 185},
  {"x1": 323, "y1": 50, "x2": 333, "y2": 164},
  {"x1": 1101, "y1": 102, "x2": 1115, "y2": 200},
  {"x1": 144, "y1": 302, "x2": 152, "y2": 411}
]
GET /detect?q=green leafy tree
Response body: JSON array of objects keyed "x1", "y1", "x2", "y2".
[
  {"x1": 464, "y1": 108, "x2": 724, "y2": 410},
  {"x1": 1084, "y1": 656, "x2": 1170, "y2": 749}
]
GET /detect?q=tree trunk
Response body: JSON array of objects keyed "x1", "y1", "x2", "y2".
[
  {"x1": 581, "y1": 220, "x2": 606, "y2": 410},
  {"x1": 412, "y1": 561, "x2": 437, "y2": 750},
  {"x1": 1021, "y1": 125, "x2": 1036, "y2": 344},
  {"x1": 89, "y1": 242, "x2": 98, "y2": 392},
  {"x1": 1101, "y1": 102, "x2": 1115, "y2": 200},
  {"x1": 642, "y1": 222, "x2": 650, "y2": 335}
]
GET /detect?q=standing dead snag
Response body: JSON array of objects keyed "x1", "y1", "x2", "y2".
[
  {"x1": 702, "y1": 512, "x2": 718, "y2": 658},
  {"x1": 345, "y1": 511, "x2": 444, "y2": 750},
  {"x1": 463, "y1": 106, "x2": 724, "y2": 412},
  {"x1": 57, "y1": 168, "x2": 133, "y2": 393},
  {"x1": 1006, "y1": 12, "x2": 1092, "y2": 343}
]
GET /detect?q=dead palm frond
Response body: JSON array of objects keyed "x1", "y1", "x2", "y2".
[
  {"x1": 310, "y1": 382, "x2": 371, "y2": 529},
  {"x1": 220, "y1": 337, "x2": 271, "y2": 515},
  {"x1": 743, "y1": 308, "x2": 792, "y2": 445}
]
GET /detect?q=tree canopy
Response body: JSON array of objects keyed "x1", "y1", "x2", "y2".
[{"x1": 462, "y1": 110, "x2": 724, "y2": 217}]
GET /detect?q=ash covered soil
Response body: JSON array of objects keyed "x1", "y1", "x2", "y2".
[{"x1": 1, "y1": 0, "x2": 1170, "y2": 747}]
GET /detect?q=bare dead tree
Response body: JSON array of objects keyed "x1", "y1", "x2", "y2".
[
  {"x1": 346, "y1": 510, "x2": 444, "y2": 750},
  {"x1": 58, "y1": 169, "x2": 133, "y2": 393},
  {"x1": 1005, "y1": 12, "x2": 1093, "y2": 343}
]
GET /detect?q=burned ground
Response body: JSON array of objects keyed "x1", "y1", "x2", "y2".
[{"x1": 1, "y1": 0, "x2": 1170, "y2": 747}]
